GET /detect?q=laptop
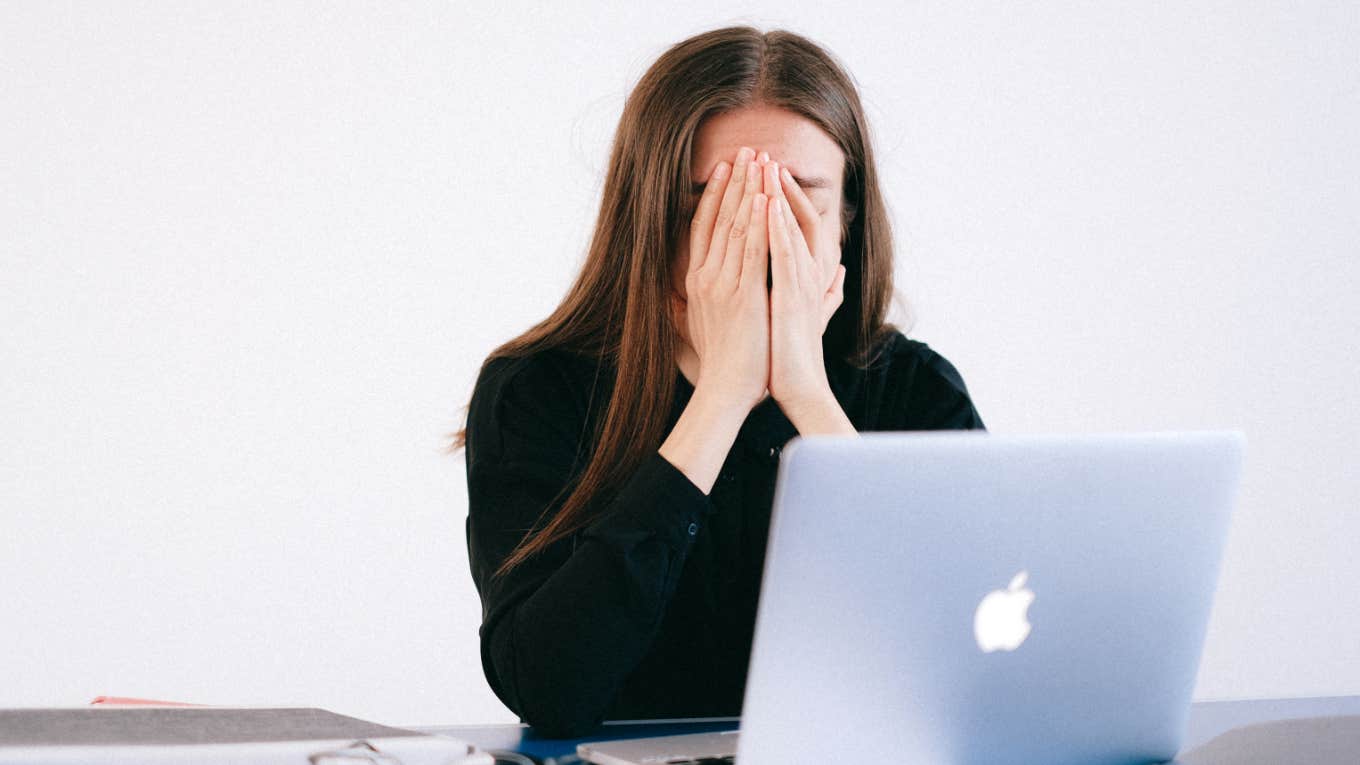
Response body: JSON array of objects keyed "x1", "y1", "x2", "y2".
[{"x1": 579, "y1": 430, "x2": 1245, "y2": 765}]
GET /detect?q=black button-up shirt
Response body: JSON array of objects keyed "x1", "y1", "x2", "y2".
[{"x1": 463, "y1": 330, "x2": 986, "y2": 737}]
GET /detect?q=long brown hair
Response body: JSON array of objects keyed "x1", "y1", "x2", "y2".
[{"x1": 447, "y1": 25, "x2": 905, "y2": 579}]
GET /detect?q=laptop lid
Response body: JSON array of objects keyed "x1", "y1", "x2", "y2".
[{"x1": 736, "y1": 430, "x2": 1245, "y2": 765}]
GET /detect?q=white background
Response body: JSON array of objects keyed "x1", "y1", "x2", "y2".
[{"x1": 2, "y1": 1, "x2": 1357, "y2": 727}]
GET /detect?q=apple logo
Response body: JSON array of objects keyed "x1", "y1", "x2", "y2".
[{"x1": 973, "y1": 570, "x2": 1035, "y2": 653}]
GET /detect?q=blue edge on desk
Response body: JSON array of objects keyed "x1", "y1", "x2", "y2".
[{"x1": 416, "y1": 695, "x2": 1360, "y2": 763}]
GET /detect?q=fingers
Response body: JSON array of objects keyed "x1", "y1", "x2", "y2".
[
  {"x1": 720, "y1": 147, "x2": 766, "y2": 287},
  {"x1": 776, "y1": 166, "x2": 825, "y2": 283},
  {"x1": 739, "y1": 192, "x2": 769, "y2": 293},
  {"x1": 768, "y1": 195, "x2": 799, "y2": 292},
  {"x1": 777, "y1": 166, "x2": 816, "y2": 261},
  {"x1": 687, "y1": 158, "x2": 731, "y2": 274},
  {"x1": 793, "y1": 171, "x2": 838, "y2": 294},
  {"x1": 821, "y1": 263, "x2": 846, "y2": 327},
  {"x1": 765, "y1": 160, "x2": 813, "y2": 293},
  {"x1": 705, "y1": 147, "x2": 757, "y2": 277},
  {"x1": 788, "y1": 198, "x2": 815, "y2": 290},
  {"x1": 763, "y1": 160, "x2": 790, "y2": 227},
  {"x1": 821, "y1": 261, "x2": 843, "y2": 303},
  {"x1": 778, "y1": 165, "x2": 819, "y2": 240},
  {"x1": 770, "y1": 167, "x2": 813, "y2": 262}
]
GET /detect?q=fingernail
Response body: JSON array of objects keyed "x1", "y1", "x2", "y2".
[
  {"x1": 738, "y1": 147, "x2": 754, "y2": 163},
  {"x1": 771, "y1": 198, "x2": 783, "y2": 216},
  {"x1": 713, "y1": 161, "x2": 729, "y2": 179}
]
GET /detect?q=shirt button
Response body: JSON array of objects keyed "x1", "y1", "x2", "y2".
[
  {"x1": 768, "y1": 446, "x2": 778, "y2": 458},
  {"x1": 687, "y1": 522, "x2": 698, "y2": 536}
]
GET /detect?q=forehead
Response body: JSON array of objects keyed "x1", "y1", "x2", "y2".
[{"x1": 690, "y1": 105, "x2": 845, "y2": 194}]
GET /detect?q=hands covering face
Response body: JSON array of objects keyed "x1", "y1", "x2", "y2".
[{"x1": 679, "y1": 146, "x2": 847, "y2": 412}]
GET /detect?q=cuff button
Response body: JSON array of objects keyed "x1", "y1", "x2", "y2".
[{"x1": 687, "y1": 522, "x2": 698, "y2": 536}]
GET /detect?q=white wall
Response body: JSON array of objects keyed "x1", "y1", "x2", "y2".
[{"x1": 2, "y1": 1, "x2": 1356, "y2": 727}]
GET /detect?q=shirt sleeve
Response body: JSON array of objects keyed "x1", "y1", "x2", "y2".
[
  {"x1": 464, "y1": 353, "x2": 714, "y2": 738},
  {"x1": 891, "y1": 340, "x2": 988, "y2": 432}
]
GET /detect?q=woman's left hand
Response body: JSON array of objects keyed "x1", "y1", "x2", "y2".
[{"x1": 763, "y1": 158, "x2": 847, "y2": 411}]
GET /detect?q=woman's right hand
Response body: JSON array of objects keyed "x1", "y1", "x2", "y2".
[{"x1": 683, "y1": 146, "x2": 772, "y2": 414}]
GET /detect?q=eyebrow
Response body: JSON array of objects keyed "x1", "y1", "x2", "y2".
[{"x1": 691, "y1": 171, "x2": 833, "y2": 195}]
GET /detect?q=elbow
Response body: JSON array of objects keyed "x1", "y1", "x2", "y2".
[
  {"x1": 499, "y1": 652, "x2": 609, "y2": 738},
  {"x1": 482, "y1": 619, "x2": 609, "y2": 739},
  {"x1": 519, "y1": 702, "x2": 606, "y2": 739},
  {"x1": 492, "y1": 665, "x2": 606, "y2": 737}
]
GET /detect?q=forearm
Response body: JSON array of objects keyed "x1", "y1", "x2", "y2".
[
  {"x1": 658, "y1": 385, "x2": 749, "y2": 494},
  {"x1": 780, "y1": 387, "x2": 858, "y2": 436}
]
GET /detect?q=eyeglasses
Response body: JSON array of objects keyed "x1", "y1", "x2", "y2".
[
  {"x1": 306, "y1": 738, "x2": 506, "y2": 765},
  {"x1": 309, "y1": 741, "x2": 403, "y2": 765}
]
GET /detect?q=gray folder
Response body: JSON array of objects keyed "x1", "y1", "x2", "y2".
[{"x1": 0, "y1": 706, "x2": 492, "y2": 764}]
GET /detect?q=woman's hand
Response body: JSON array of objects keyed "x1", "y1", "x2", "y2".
[
  {"x1": 681, "y1": 146, "x2": 773, "y2": 414},
  {"x1": 763, "y1": 158, "x2": 847, "y2": 412}
]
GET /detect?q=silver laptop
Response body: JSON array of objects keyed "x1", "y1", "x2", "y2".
[{"x1": 579, "y1": 430, "x2": 1245, "y2": 765}]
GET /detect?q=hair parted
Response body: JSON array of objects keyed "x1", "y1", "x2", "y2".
[{"x1": 447, "y1": 25, "x2": 907, "y2": 580}]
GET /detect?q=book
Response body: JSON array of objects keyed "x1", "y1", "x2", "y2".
[{"x1": 0, "y1": 706, "x2": 494, "y2": 764}]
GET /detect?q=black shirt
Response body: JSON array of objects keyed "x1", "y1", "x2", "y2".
[{"x1": 463, "y1": 329, "x2": 986, "y2": 737}]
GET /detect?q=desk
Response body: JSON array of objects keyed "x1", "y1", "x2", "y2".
[{"x1": 418, "y1": 695, "x2": 1360, "y2": 763}]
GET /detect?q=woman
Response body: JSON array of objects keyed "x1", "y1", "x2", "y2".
[{"x1": 448, "y1": 25, "x2": 986, "y2": 738}]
